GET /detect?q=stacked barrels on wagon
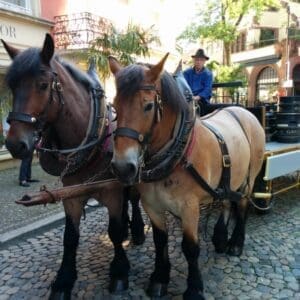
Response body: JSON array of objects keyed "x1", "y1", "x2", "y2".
[{"x1": 264, "y1": 96, "x2": 300, "y2": 143}]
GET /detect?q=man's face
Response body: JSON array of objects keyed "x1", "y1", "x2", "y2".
[{"x1": 194, "y1": 57, "x2": 206, "y2": 71}]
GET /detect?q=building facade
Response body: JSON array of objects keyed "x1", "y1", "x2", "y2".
[
  {"x1": 230, "y1": 1, "x2": 300, "y2": 105},
  {"x1": 0, "y1": 0, "x2": 195, "y2": 147},
  {"x1": 0, "y1": 0, "x2": 53, "y2": 145}
]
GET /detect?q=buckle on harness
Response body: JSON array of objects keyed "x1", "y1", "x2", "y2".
[{"x1": 223, "y1": 154, "x2": 231, "y2": 167}]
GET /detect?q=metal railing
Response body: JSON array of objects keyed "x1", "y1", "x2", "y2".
[{"x1": 53, "y1": 12, "x2": 112, "y2": 50}]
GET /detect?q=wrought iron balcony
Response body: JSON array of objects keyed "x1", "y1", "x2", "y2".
[{"x1": 53, "y1": 12, "x2": 112, "y2": 50}]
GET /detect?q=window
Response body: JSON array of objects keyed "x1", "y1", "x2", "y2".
[
  {"x1": 0, "y1": 0, "x2": 31, "y2": 14},
  {"x1": 259, "y1": 29, "x2": 276, "y2": 47},
  {"x1": 231, "y1": 32, "x2": 246, "y2": 53},
  {"x1": 256, "y1": 67, "x2": 279, "y2": 103}
]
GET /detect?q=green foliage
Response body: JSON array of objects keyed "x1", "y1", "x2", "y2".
[
  {"x1": 0, "y1": 133, "x2": 4, "y2": 147},
  {"x1": 0, "y1": 89, "x2": 12, "y2": 116},
  {"x1": 178, "y1": 0, "x2": 280, "y2": 64},
  {"x1": 88, "y1": 22, "x2": 160, "y2": 81},
  {"x1": 207, "y1": 61, "x2": 246, "y2": 84}
]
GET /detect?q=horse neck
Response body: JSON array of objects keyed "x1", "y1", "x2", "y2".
[
  {"x1": 148, "y1": 105, "x2": 177, "y2": 155},
  {"x1": 51, "y1": 60, "x2": 91, "y2": 148}
]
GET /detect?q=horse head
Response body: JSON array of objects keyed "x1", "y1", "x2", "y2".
[
  {"x1": 2, "y1": 34, "x2": 61, "y2": 159},
  {"x1": 109, "y1": 54, "x2": 189, "y2": 185}
]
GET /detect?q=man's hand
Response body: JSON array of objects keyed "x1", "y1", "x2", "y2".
[{"x1": 193, "y1": 95, "x2": 201, "y2": 101}]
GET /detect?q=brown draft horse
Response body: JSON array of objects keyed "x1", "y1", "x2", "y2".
[
  {"x1": 2, "y1": 34, "x2": 145, "y2": 299},
  {"x1": 108, "y1": 54, "x2": 265, "y2": 299}
]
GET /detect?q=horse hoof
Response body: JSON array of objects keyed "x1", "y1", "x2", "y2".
[
  {"x1": 109, "y1": 278, "x2": 128, "y2": 294},
  {"x1": 132, "y1": 234, "x2": 146, "y2": 245},
  {"x1": 146, "y1": 282, "x2": 168, "y2": 298},
  {"x1": 183, "y1": 289, "x2": 205, "y2": 300},
  {"x1": 227, "y1": 245, "x2": 243, "y2": 256},
  {"x1": 48, "y1": 289, "x2": 71, "y2": 300},
  {"x1": 212, "y1": 233, "x2": 228, "y2": 254},
  {"x1": 213, "y1": 243, "x2": 227, "y2": 253}
]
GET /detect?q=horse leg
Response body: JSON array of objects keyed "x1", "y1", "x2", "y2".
[
  {"x1": 49, "y1": 198, "x2": 85, "y2": 300},
  {"x1": 103, "y1": 189, "x2": 130, "y2": 294},
  {"x1": 212, "y1": 199, "x2": 231, "y2": 253},
  {"x1": 227, "y1": 197, "x2": 249, "y2": 256},
  {"x1": 144, "y1": 207, "x2": 170, "y2": 297},
  {"x1": 128, "y1": 187, "x2": 145, "y2": 245},
  {"x1": 181, "y1": 205, "x2": 204, "y2": 300},
  {"x1": 121, "y1": 187, "x2": 130, "y2": 241}
]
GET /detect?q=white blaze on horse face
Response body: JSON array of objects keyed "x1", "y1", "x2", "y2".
[
  {"x1": 113, "y1": 145, "x2": 139, "y2": 162},
  {"x1": 112, "y1": 143, "x2": 140, "y2": 183}
]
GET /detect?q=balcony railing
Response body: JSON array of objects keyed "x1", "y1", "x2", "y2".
[
  {"x1": 251, "y1": 38, "x2": 278, "y2": 49},
  {"x1": 232, "y1": 38, "x2": 278, "y2": 54},
  {"x1": 53, "y1": 12, "x2": 112, "y2": 50}
]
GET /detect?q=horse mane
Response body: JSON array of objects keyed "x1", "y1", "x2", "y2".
[
  {"x1": 57, "y1": 57, "x2": 97, "y2": 90},
  {"x1": 5, "y1": 48, "x2": 98, "y2": 91},
  {"x1": 116, "y1": 63, "x2": 189, "y2": 113},
  {"x1": 5, "y1": 48, "x2": 41, "y2": 88}
]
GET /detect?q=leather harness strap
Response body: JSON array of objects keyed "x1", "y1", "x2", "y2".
[{"x1": 183, "y1": 117, "x2": 243, "y2": 203}]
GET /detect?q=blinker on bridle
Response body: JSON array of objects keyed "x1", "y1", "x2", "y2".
[
  {"x1": 6, "y1": 71, "x2": 64, "y2": 130},
  {"x1": 114, "y1": 84, "x2": 163, "y2": 146}
]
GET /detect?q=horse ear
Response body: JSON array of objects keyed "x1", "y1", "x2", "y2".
[
  {"x1": 40, "y1": 33, "x2": 55, "y2": 65},
  {"x1": 1, "y1": 39, "x2": 20, "y2": 60},
  {"x1": 173, "y1": 59, "x2": 182, "y2": 76},
  {"x1": 147, "y1": 53, "x2": 169, "y2": 82},
  {"x1": 108, "y1": 56, "x2": 122, "y2": 75}
]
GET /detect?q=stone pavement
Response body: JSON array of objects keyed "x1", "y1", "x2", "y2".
[
  {"x1": 0, "y1": 163, "x2": 63, "y2": 236},
  {"x1": 0, "y1": 185, "x2": 299, "y2": 299}
]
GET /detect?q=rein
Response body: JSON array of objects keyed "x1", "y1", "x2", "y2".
[
  {"x1": 37, "y1": 131, "x2": 112, "y2": 154},
  {"x1": 40, "y1": 85, "x2": 109, "y2": 177}
]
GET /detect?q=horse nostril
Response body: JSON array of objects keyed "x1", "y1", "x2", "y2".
[
  {"x1": 127, "y1": 162, "x2": 137, "y2": 177},
  {"x1": 111, "y1": 160, "x2": 138, "y2": 181},
  {"x1": 19, "y1": 141, "x2": 28, "y2": 152}
]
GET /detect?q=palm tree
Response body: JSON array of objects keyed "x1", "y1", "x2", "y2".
[{"x1": 88, "y1": 22, "x2": 160, "y2": 81}]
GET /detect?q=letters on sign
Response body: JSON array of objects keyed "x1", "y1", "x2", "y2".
[{"x1": 0, "y1": 23, "x2": 16, "y2": 38}]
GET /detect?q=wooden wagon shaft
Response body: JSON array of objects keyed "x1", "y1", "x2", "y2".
[{"x1": 15, "y1": 179, "x2": 118, "y2": 207}]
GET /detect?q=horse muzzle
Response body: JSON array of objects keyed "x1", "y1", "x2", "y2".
[
  {"x1": 5, "y1": 137, "x2": 34, "y2": 159},
  {"x1": 111, "y1": 158, "x2": 139, "y2": 185}
]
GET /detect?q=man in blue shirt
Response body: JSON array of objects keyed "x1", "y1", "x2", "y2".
[{"x1": 183, "y1": 49, "x2": 213, "y2": 114}]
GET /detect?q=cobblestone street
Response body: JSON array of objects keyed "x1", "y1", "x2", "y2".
[
  {"x1": 0, "y1": 184, "x2": 299, "y2": 299},
  {"x1": 0, "y1": 163, "x2": 63, "y2": 234}
]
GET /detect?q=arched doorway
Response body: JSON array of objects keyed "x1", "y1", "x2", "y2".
[
  {"x1": 293, "y1": 64, "x2": 300, "y2": 96},
  {"x1": 256, "y1": 66, "x2": 279, "y2": 103}
]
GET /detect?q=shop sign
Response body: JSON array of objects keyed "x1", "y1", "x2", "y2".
[{"x1": 0, "y1": 23, "x2": 16, "y2": 39}]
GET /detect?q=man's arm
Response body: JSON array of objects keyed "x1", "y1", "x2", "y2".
[{"x1": 198, "y1": 71, "x2": 213, "y2": 102}]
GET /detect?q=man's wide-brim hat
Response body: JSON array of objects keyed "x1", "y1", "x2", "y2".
[{"x1": 191, "y1": 48, "x2": 209, "y2": 60}]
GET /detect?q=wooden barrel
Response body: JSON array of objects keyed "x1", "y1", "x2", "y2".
[
  {"x1": 265, "y1": 103, "x2": 277, "y2": 142},
  {"x1": 275, "y1": 96, "x2": 300, "y2": 143}
]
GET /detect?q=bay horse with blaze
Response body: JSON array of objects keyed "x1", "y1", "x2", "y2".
[
  {"x1": 1, "y1": 34, "x2": 145, "y2": 299},
  {"x1": 108, "y1": 54, "x2": 265, "y2": 299}
]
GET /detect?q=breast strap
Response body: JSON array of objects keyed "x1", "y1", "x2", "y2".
[{"x1": 183, "y1": 117, "x2": 243, "y2": 203}]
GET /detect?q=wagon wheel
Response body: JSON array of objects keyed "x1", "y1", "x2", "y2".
[
  {"x1": 251, "y1": 196, "x2": 273, "y2": 214},
  {"x1": 251, "y1": 165, "x2": 273, "y2": 214}
]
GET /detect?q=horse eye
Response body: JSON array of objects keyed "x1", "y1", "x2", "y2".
[
  {"x1": 39, "y1": 82, "x2": 48, "y2": 91},
  {"x1": 144, "y1": 103, "x2": 154, "y2": 112}
]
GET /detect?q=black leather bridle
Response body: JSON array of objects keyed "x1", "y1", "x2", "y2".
[
  {"x1": 6, "y1": 71, "x2": 64, "y2": 131},
  {"x1": 114, "y1": 84, "x2": 162, "y2": 147}
]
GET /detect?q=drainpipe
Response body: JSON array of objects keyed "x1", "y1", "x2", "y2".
[{"x1": 283, "y1": 3, "x2": 294, "y2": 95}]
